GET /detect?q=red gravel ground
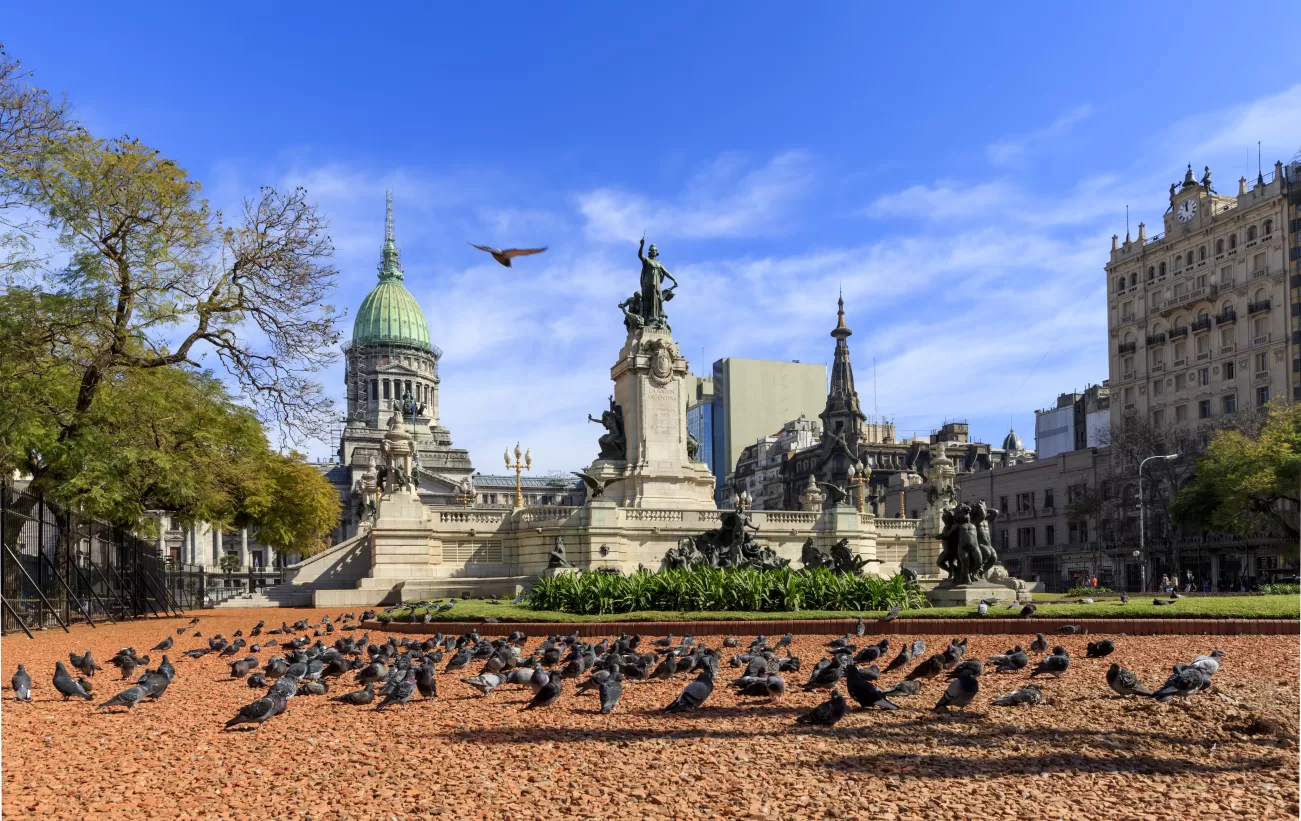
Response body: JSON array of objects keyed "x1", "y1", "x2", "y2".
[{"x1": 3, "y1": 608, "x2": 1297, "y2": 820}]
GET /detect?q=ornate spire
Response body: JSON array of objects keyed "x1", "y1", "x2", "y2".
[
  {"x1": 820, "y1": 292, "x2": 866, "y2": 445},
  {"x1": 377, "y1": 191, "x2": 404, "y2": 282},
  {"x1": 832, "y1": 288, "x2": 851, "y2": 339}
]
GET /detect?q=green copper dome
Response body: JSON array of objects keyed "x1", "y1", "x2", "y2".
[{"x1": 351, "y1": 194, "x2": 433, "y2": 351}]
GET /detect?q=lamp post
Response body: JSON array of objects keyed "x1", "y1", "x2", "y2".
[
  {"x1": 847, "y1": 460, "x2": 868, "y2": 514},
  {"x1": 1137, "y1": 453, "x2": 1178, "y2": 592},
  {"x1": 505, "y1": 443, "x2": 532, "y2": 509},
  {"x1": 455, "y1": 477, "x2": 475, "y2": 509}
]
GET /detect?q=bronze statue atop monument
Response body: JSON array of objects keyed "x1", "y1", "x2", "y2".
[{"x1": 636, "y1": 236, "x2": 677, "y2": 330}]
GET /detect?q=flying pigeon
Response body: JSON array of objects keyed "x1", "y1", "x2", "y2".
[
  {"x1": 99, "y1": 684, "x2": 150, "y2": 711},
  {"x1": 663, "y1": 668, "x2": 715, "y2": 712},
  {"x1": 796, "y1": 689, "x2": 848, "y2": 726},
  {"x1": 571, "y1": 470, "x2": 623, "y2": 500},
  {"x1": 992, "y1": 684, "x2": 1042, "y2": 707},
  {"x1": 1153, "y1": 665, "x2": 1212, "y2": 702},
  {"x1": 1086, "y1": 640, "x2": 1116, "y2": 658},
  {"x1": 53, "y1": 662, "x2": 92, "y2": 700},
  {"x1": 934, "y1": 673, "x2": 979, "y2": 712},
  {"x1": 1056, "y1": 625, "x2": 1086, "y2": 634},
  {"x1": 1153, "y1": 598, "x2": 1176, "y2": 606},
  {"x1": 12, "y1": 664, "x2": 32, "y2": 701},
  {"x1": 469, "y1": 243, "x2": 548, "y2": 268},
  {"x1": 1106, "y1": 663, "x2": 1154, "y2": 697}
]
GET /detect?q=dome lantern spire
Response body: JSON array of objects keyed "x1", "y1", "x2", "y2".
[{"x1": 377, "y1": 190, "x2": 403, "y2": 282}]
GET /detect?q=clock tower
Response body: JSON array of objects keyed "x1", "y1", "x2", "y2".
[{"x1": 1163, "y1": 164, "x2": 1237, "y2": 235}]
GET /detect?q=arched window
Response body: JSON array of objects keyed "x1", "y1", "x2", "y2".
[
  {"x1": 1129, "y1": 273, "x2": 1137, "y2": 288},
  {"x1": 1147, "y1": 266, "x2": 1155, "y2": 281},
  {"x1": 1159, "y1": 262, "x2": 1167, "y2": 276},
  {"x1": 1254, "y1": 288, "x2": 1266, "y2": 303},
  {"x1": 1229, "y1": 234, "x2": 1237, "y2": 249},
  {"x1": 1175, "y1": 254, "x2": 1183, "y2": 268},
  {"x1": 1264, "y1": 219, "x2": 1273, "y2": 235},
  {"x1": 1215, "y1": 239, "x2": 1224, "y2": 254},
  {"x1": 1221, "y1": 300, "x2": 1232, "y2": 313},
  {"x1": 1247, "y1": 225, "x2": 1257, "y2": 242},
  {"x1": 1116, "y1": 277, "x2": 1125, "y2": 293},
  {"x1": 1151, "y1": 322, "x2": 1164, "y2": 334},
  {"x1": 1199, "y1": 245, "x2": 1206, "y2": 260},
  {"x1": 1197, "y1": 310, "x2": 1208, "y2": 322}
]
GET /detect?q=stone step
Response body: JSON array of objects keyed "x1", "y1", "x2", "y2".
[{"x1": 215, "y1": 583, "x2": 314, "y2": 608}]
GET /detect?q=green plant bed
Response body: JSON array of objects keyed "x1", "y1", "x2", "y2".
[{"x1": 378, "y1": 593, "x2": 1299, "y2": 624}]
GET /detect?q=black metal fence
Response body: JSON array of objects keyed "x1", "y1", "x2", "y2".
[{"x1": 1, "y1": 484, "x2": 206, "y2": 637}]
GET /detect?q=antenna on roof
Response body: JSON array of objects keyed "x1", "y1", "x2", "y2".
[{"x1": 1258, "y1": 140, "x2": 1264, "y2": 185}]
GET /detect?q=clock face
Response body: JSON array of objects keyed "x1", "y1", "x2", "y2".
[{"x1": 1177, "y1": 199, "x2": 1197, "y2": 223}]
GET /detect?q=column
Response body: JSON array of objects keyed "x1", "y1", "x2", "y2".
[
  {"x1": 240, "y1": 527, "x2": 250, "y2": 568},
  {"x1": 213, "y1": 524, "x2": 223, "y2": 566}
]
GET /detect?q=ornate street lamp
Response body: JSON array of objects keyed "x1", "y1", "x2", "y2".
[
  {"x1": 455, "y1": 476, "x2": 476, "y2": 509},
  {"x1": 847, "y1": 459, "x2": 869, "y2": 514},
  {"x1": 505, "y1": 443, "x2": 532, "y2": 509}
]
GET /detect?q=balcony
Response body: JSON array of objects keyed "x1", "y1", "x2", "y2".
[
  {"x1": 1172, "y1": 358, "x2": 1187, "y2": 368},
  {"x1": 1215, "y1": 309, "x2": 1236, "y2": 325},
  {"x1": 1247, "y1": 299, "x2": 1271, "y2": 314},
  {"x1": 1251, "y1": 266, "x2": 1270, "y2": 280},
  {"x1": 1145, "y1": 332, "x2": 1166, "y2": 345},
  {"x1": 1122, "y1": 371, "x2": 1135, "y2": 382},
  {"x1": 1219, "y1": 344, "x2": 1235, "y2": 355},
  {"x1": 1118, "y1": 341, "x2": 1137, "y2": 355},
  {"x1": 1123, "y1": 403, "x2": 1137, "y2": 415},
  {"x1": 1252, "y1": 333, "x2": 1271, "y2": 346},
  {"x1": 1191, "y1": 316, "x2": 1213, "y2": 333},
  {"x1": 1151, "y1": 362, "x2": 1165, "y2": 373},
  {"x1": 1011, "y1": 508, "x2": 1036, "y2": 520},
  {"x1": 1195, "y1": 351, "x2": 1211, "y2": 361},
  {"x1": 1168, "y1": 326, "x2": 1189, "y2": 339},
  {"x1": 1254, "y1": 371, "x2": 1270, "y2": 383}
]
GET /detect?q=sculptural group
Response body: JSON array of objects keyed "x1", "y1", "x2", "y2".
[
  {"x1": 936, "y1": 499, "x2": 1000, "y2": 585},
  {"x1": 663, "y1": 506, "x2": 789, "y2": 572},
  {"x1": 799, "y1": 537, "x2": 869, "y2": 575}
]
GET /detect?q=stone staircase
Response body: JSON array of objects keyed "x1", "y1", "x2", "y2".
[{"x1": 215, "y1": 583, "x2": 315, "y2": 609}]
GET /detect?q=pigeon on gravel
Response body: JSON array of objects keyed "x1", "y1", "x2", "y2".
[
  {"x1": 229, "y1": 658, "x2": 255, "y2": 679},
  {"x1": 152, "y1": 636, "x2": 173, "y2": 652},
  {"x1": 934, "y1": 674, "x2": 979, "y2": 712},
  {"x1": 911, "y1": 638, "x2": 926, "y2": 657},
  {"x1": 376, "y1": 673, "x2": 417, "y2": 711},
  {"x1": 99, "y1": 684, "x2": 150, "y2": 711},
  {"x1": 1030, "y1": 647, "x2": 1072, "y2": 678},
  {"x1": 992, "y1": 684, "x2": 1042, "y2": 707},
  {"x1": 298, "y1": 680, "x2": 328, "y2": 697},
  {"x1": 416, "y1": 666, "x2": 437, "y2": 700},
  {"x1": 1029, "y1": 633, "x2": 1049, "y2": 654},
  {"x1": 884, "y1": 644, "x2": 912, "y2": 674},
  {"x1": 331, "y1": 683, "x2": 376, "y2": 706},
  {"x1": 71, "y1": 649, "x2": 102, "y2": 678},
  {"x1": 1085, "y1": 640, "x2": 1116, "y2": 658},
  {"x1": 1190, "y1": 650, "x2": 1224, "y2": 676},
  {"x1": 12, "y1": 664, "x2": 32, "y2": 701},
  {"x1": 797, "y1": 689, "x2": 847, "y2": 726},
  {"x1": 462, "y1": 674, "x2": 502, "y2": 697},
  {"x1": 247, "y1": 673, "x2": 268, "y2": 689},
  {"x1": 598, "y1": 671, "x2": 623, "y2": 714},
  {"x1": 524, "y1": 674, "x2": 563, "y2": 710},
  {"x1": 1106, "y1": 663, "x2": 1154, "y2": 697},
  {"x1": 947, "y1": 659, "x2": 984, "y2": 679},
  {"x1": 853, "y1": 644, "x2": 881, "y2": 664},
  {"x1": 906, "y1": 655, "x2": 945, "y2": 681},
  {"x1": 882, "y1": 680, "x2": 923, "y2": 698},
  {"x1": 53, "y1": 662, "x2": 92, "y2": 701},
  {"x1": 844, "y1": 665, "x2": 899, "y2": 711},
  {"x1": 1153, "y1": 665, "x2": 1212, "y2": 702},
  {"x1": 225, "y1": 695, "x2": 282, "y2": 731},
  {"x1": 664, "y1": 668, "x2": 715, "y2": 712},
  {"x1": 986, "y1": 646, "x2": 1029, "y2": 673},
  {"x1": 77, "y1": 676, "x2": 94, "y2": 694}
]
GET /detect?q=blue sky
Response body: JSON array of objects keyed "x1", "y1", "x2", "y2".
[{"x1": 8, "y1": 3, "x2": 1301, "y2": 475}]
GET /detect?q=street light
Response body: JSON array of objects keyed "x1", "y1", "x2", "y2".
[
  {"x1": 1137, "y1": 453, "x2": 1178, "y2": 592},
  {"x1": 847, "y1": 460, "x2": 868, "y2": 514},
  {"x1": 505, "y1": 443, "x2": 532, "y2": 509}
]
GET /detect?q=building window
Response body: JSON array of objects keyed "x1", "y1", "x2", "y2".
[
  {"x1": 1044, "y1": 524, "x2": 1055, "y2": 545},
  {"x1": 1254, "y1": 317, "x2": 1268, "y2": 340},
  {"x1": 1123, "y1": 356, "x2": 1134, "y2": 375},
  {"x1": 1253, "y1": 252, "x2": 1266, "y2": 273},
  {"x1": 1152, "y1": 409, "x2": 1164, "y2": 427},
  {"x1": 1198, "y1": 399, "x2": 1211, "y2": 419},
  {"x1": 1229, "y1": 234, "x2": 1237, "y2": 249},
  {"x1": 1175, "y1": 373, "x2": 1186, "y2": 391},
  {"x1": 1129, "y1": 273, "x2": 1137, "y2": 288},
  {"x1": 382, "y1": 380, "x2": 391, "y2": 399},
  {"x1": 1116, "y1": 277, "x2": 1125, "y2": 293},
  {"x1": 1224, "y1": 361, "x2": 1235, "y2": 380},
  {"x1": 1017, "y1": 491, "x2": 1034, "y2": 511},
  {"x1": 1257, "y1": 385, "x2": 1271, "y2": 406},
  {"x1": 1147, "y1": 266, "x2": 1155, "y2": 281},
  {"x1": 1017, "y1": 527, "x2": 1036, "y2": 548},
  {"x1": 1152, "y1": 379, "x2": 1163, "y2": 396},
  {"x1": 1223, "y1": 394, "x2": 1237, "y2": 414},
  {"x1": 1263, "y1": 219, "x2": 1273, "y2": 235},
  {"x1": 1247, "y1": 225, "x2": 1257, "y2": 242},
  {"x1": 369, "y1": 379, "x2": 378, "y2": 401},
  {"x1": 999, "y1": 496, "x2": 1008, "y2": 513},
  {"x1": 1256, "y1": 352, "x2": 1268, "y2": 373},
  {"x1": 1175, "y1": 404, "x2": 1187, "y2": 423},
  {"x1": 1175, "y1": 254, "x2": 1183, "y2": 268},
  {"x1": 1123, "y1": 386, "x2": 1135, "y2": 406},
  {"x1": 1159, "y1": 262, "x2": 1166, "y2": 276},
  {"x1": 1043, "y1": 488, "x2": 1054, "y2": 509},
  {"x1": 1199, "y1": 245, "x2": 1206, "y2": 260},
  {"x1": 1196, "y1": 336, "x2": 1209, "y2": 356},
  {"x1": 1215, "y1": 239, "x2": 1224, "y2": 254},
  {"x1": 1198, "y1": 367, "x2": 1209, "y2": 386}
]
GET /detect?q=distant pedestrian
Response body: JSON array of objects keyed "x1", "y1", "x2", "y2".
[
  {"x1": 1160, "y1": 574, "x2": 1171, "y2": 593},
  {"x1": 1185, "y1": 570, "x2": 1193, "y2": 592}
]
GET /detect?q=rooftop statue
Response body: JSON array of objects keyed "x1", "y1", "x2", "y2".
[
  {"x1": 588, "y1": 395, "x2": 626, "y2": 460},
  {"x1": 636, "y1": 236, "x2": 677, "y2": 330}
]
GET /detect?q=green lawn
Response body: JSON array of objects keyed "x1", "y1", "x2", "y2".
[{"x1": 381, "y1": 593, "x2": 1299, "y2": 624}]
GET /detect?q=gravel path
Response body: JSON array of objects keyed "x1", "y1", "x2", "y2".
[{"x1": 3, "y1": 608, "x2": 1296, "y2": 820}]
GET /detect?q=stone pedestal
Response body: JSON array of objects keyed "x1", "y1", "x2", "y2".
[
  {"x1": 366, "y1": 492, "x2": 435, "y2": 583},
  {"x1": 926, "y1": 579, "x2": 1018, "y2": 607},
  {"x1": 587, "y1": 327, "x2": 715, "y2": 510}
]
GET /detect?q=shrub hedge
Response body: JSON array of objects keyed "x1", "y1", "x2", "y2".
[
  {"x1": 1259, "y1": 583, "x2": 1300, "y2": 596},
  {"x1": 524, "y1": 566, "x2": 927, "y2": 616},
  {"x1": 1065, "y1": 585, "x2": 1115, "y2": 597}
]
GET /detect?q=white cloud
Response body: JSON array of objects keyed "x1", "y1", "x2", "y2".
[
  {"x1": 1180, "y1": 84, "x2": 1301, "y2": 164},
  {"x1": 577, "y1": 150, "x2": 813, "y2": 242},
  {"x1": 987, "y1": 104, "x2": 1093, "y2": 166}
]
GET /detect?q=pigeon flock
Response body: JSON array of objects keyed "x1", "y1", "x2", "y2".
[{"x1": 6, "y1": 611, "x2": 1231, "y2": 734}]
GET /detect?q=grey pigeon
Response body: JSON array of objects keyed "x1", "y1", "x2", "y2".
[
  {"x1": 416, "y1": 667, "x2": 437, "y2": 699},
  {"x1": 977, "y1": 601, "x2": 989, "y2": 617},
  {"x1": 1029, "y1": 633, "x2": 1049, "y2": 654},
  {"x1": 152, "y1": 636, "x2": 173, "y2": 652},
  {"x1": 230, "y1": 658, "x2": 255, "y2": 679},
  {"x1": 77, "y1": 676, "x2": 94, "y2": 695},
  {"x1": 331, "y1": 683, "x2": 375, "y2": 705},
  {"x1": 884, "y1": 644, "x2": 911, "y2": 674},
  {"x1": 796, "y1": 688, "x2": 847, "y2": 726},
  {"x1": 987, "y1": 646, "x2": 1029, "y2": 673},
  {"x1": 598, "y1": 672, "x2": 623, "y2": 714},
  {"x1": 1154, "y1": 665, "x2": 1212, "y2": 702},
  {"x1": 376, "y1": 673, "x2": 417, "y2": 711},
  {"x1": 247, "y1": 673, "x2": 268, "y2": 689},
  {"x1": 881, "y1": 605, "x2": 901, "y2": 623},
  {"x1": 992, "y1": 684, "x2": 1042, "y2": 707},
  {"x1": 12, "y1": 664, "x2": 32, "y2": 701},
  {"x1": 71, "y1": 649, "x2": 102, "y2": 677},
  {"x1": 911, "y1": 638, "x2": 926, "y2": 657},
  {"x1": 906, "y1": 655, "x2": 945, "y2": 681},
  {"x1": 298, "y1": 680, "x2": 328, "y2": 696},
  {"x1": 855, "y1": 617, "x2": 866, "y2": 637},
  {"x1": 1106, "y1": 663, "x2": 1154, "y2": 697},
  {"x1": 1119, "y1": 591, "x2": 1129, "y2": 604},
  {"x1": 1153, "y1": 598, "x2": 1175, "y2": 606},
  {"x1": 1057, "y1": 625, "x2": 1086, "y2": 634},
  {"x1": 881, "y1": 680, "x2": 922, "y2": 697},
  {"x1": 462, "y1": 673, "x2": 502, "y2": 697},
  {"x1": 100, "y1": 684, "x2": 150, "y2": 711},
  {"x1": 664, "y1": 668, "x2": 715, "y2": 712},
  {"x1": 1030, "y1": 648, "x2": 1071, "y2": 678},
  {"x1": 934, "y1": 673, "x2": 979, "y2": 711},
  {"x1": 1086, "y1": 640, "x2": 1115, "y2": 658},
  {"x1": 524, "y1": 674, "x2": 562, "y2": 709},
  {"x1": 1018, "y1": 604, "x2": 1037, "y2": 618},
  {"x1": 845, "y1": 665, "x2": 899, "y2": 710},
  {"x1": 53, "y1": 662, "x2": 92, "y2": 700},
  {"x1": 1190, "y1": 649, "x2": 1224, "y2": 676},
  {"x1": 225, "y1": 695, "x2": 282, "y2": 731}
]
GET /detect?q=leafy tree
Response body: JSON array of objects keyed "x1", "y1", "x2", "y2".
[
  {"x1": 1173, "y1": 403, "x2": 1301, "y2": 551},
  {"x1": 218, "y1": 551, "x2": 241, "y2": 575}
]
